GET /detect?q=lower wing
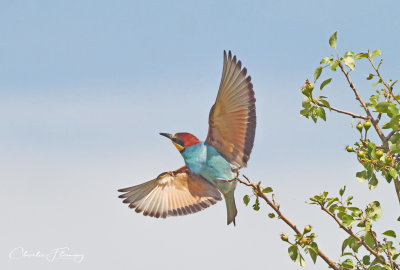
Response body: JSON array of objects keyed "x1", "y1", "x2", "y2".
[{"x1": 118, "y1": 166, "x2": 222, "y2": 218}]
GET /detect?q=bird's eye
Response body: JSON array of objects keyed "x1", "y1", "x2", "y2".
[{"x1": 172, "y1": 137, "x2": 184, "y2": 147}]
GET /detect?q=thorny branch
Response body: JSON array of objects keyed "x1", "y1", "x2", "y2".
[{"x1": 236, "y1": 176, "x2": 343, "y2": 270}]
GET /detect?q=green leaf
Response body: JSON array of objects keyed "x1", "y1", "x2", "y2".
[
  {"x1": 300, "y1": 108, "x2": 310, "y2": 118},
  {"x1": 368, "y1": 265, "x2": 383, "y2": 270},
  {"x1": 362, "y1": 255, "x2": 370, "y2": 265},
  {"x1": 243, "y1": 195, "x2": 250, "y2": 206},
  {"x1": 343, "y1": 51, "x2": 354, "y2": 57},
  {"x1": 356, "y1": 170, "x2": 368, "y2": 183},
  {"x1": 389, "y1": 168, "x2": 398, "y2": 179},
  {"x1": 390, "y1": 133, "x2": 400, "y2": 143},
  {"x1": 316, "y1": 107, "x2": 326, "y2": 121},
  {"x1": 366, "y1": 73, "x2": 374, "y2": 80},
  {"x1": 268, "y1": 213, "x2": 275, "y2": 219},
  {"x1": 330, "y1": 61, "x2": 339, "y2": 71},
  {"x1": 329, "y1": 32, "x2": 337, "y2": 49},
  {"x1": 320, "y1": 78, "x2": 332, "y2": 90},
  {"x1": 314, "y1": 66, "x2": 323, "y2": 82},
  {"x1": 372, "y1": 79, "x2": 382, "y2": 87},
  {"x1": 343, "y1": 56, "x2": 355, "y2": 71},
  {"x1": 302, "y1": 97, "x2": 311, "y2": 109},
  {"x1": 339, "y1": 186, "x2": 346, "y2": 196},
  {"x1": 308, "y1": 242, "x2": 318, "y2": 264},
  {"x1": 253, "y1": 197, "x2": 260, "y2": 211},
  {"x1": 296, "y1": 253, "x2": 306, "y2": 267},
  {"x1": 398, "y1": 216, "x2": 400, "y2": 221},
  {"x1": 320, "y1": 57, "x2": 332, "y2": 64},
  {"x1": 370, "y1": 49, "x2": 382, "y2": 58},
  {"x1": 348, "y1": 236, "x2": 362, "y2": 252},
  {"x1": 365, "y1": 201, "x2": 382, "y2": 221},
  {"x1": 288, "y1": 245, "x2": 298, "y2": 261},
  {"x1": 342, "y1": 214, "x2": 355, "y2": 227},
  {"x1": 364, "y1": 232, "x2": 376, "y2": 250},
  {"x1": 341, "y1": 237, "x2": 349, "y2": 253},
  {"x1": 354, "y1": 53, "x2": 368, "y2": 60},
  {"x1": 341, "y1": 258, "x2": 354, "y2": 268},
  {"x1": 262, "y1": 187, "x2": 273, "y2": 193},
  {"x1": 382, "y1": 230, "x2": 396, "y2": 238},
  {"x1": 368, "y1": 174, "x2": 378, "y2": 190},
  {"x1": 375, "y1": 102, "x2": 390, "y2": 113},
  {"x1": 319, "y1": 99, "x2": 331, "y2": 110}
]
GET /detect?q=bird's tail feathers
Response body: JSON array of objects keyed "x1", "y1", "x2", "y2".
[{"x1": 223, "y1": 190, "x2": 237, "y2": 226}]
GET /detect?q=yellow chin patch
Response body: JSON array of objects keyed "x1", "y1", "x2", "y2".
[{"x1": 173, "y1": 142, "x2": 185, "y2": 152}]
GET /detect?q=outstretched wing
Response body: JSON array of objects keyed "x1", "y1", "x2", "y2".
[
  {"x1": 118, "y1": 166, "x2": 222, "y2": 218},
  {"x1": 206, "y1": 50, "x2": 256, "y2": 168}
]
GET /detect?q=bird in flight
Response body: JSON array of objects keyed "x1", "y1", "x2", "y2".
[{"x1": 118, "y1": 51, "x2": 256, "y2": 225}]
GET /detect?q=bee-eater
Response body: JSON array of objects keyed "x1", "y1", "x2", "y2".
[{"x1": 118, "y1": 51, "x2": 256, "y2": 225}]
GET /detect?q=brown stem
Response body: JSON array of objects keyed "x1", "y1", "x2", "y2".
[
  {"x1": 383, "y1": 238, "x2": 395, "y2": 270},
  {"x1": 338, "y1": 61, "x2": 388, "y2": 149},
  {"x1": 237, "y1": 177, "x2": 342, "y2": 270},
  {"x1": 394, "y1": 178, "x2": 400, "y2": 205},
  {"x1": 315, "y1": 100, "x2": 368, "y2": 120}
]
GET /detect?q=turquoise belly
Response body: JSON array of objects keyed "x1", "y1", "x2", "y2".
[{"x1": 181, "y1": 142, "x2": 236, "y2": 184}]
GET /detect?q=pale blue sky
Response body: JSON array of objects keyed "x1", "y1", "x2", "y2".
[{"x1": 2, "y1": 1, "x2": 400, "y2": 269}]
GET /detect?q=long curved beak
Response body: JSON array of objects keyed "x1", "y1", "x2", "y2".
[{"x1": 159, "y1": 133, "x2": 172, "y2": 140}]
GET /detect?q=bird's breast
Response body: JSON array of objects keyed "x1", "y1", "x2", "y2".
[{"x1": 181, "y1": 143, "x2": 207, "y2": 174}]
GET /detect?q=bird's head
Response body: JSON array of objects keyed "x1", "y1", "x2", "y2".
[{"x1": 159, "y1": 132, "x2": 201, "y2": 152}]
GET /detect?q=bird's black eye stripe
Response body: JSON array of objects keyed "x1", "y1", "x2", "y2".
[{"x1": 172, "y1": 137, "x2": 184, "y2": 147}]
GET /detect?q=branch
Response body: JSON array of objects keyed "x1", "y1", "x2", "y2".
[
  {"x1": 315, "y1": 101, "x2": 368, "y2": 120},
  {"x1": 319, "y1": 203, "x2": 400, "y2": 269},
  {"x1": 368, "y1": 57, "x2": 400, "y2": 106},
  {"x1": 338, "y1": 61, "x2": 388, "y2": 149},
  {"x1": 236, "y1": 177, "x2": 342, "y2": 270},
  {"x1": 394, "y1": 178, "x2": 400, "y2": 205},
  {"x1": 383, "y1": 238, "x2": 395, "y2": 270}
]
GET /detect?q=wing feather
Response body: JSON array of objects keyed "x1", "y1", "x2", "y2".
[
  {"x1": 118, "y1": 166, "x2": 222, "y2": 219},
  {"x1": 206, "y1": 51, "x2": 256, "y2": 168}
]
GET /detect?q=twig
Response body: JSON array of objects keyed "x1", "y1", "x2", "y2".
[
  {"x1": 236, "y1": 177, "x2": 342, "y2": 270},
  {"x1": 315, "y1": 100, "x2": 368, "y2": 120},
  {"x1": 354, "y1": 254, "x2": 367, "y2": 270},
  {"x1": 368, "y1": 57, "x2": 400, "y2": 105},
  {"x1": 338, "y1": 61, "x2": 388, "y2": 149},
  {"x1": 394, "y1": 178, "x2": 400, "y2": 204},
  {"x1": 368, "y1": 230, "x2": 380, "y2": 253},
  {"x1": 386, "y1": 130, "x2": 397, "y2": 141},
  {"x1": 383, "y1": 238, "x2": 395, "y2": 270}
]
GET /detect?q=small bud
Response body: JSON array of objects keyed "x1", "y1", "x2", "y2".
[
  {"x1": 346, "y1": 146, "x2": 354, "y2": 152},
  {"x1": 356, "y1": 122, "x2": 363, "y2": 132},
  {"x1": 385, "y1": 155, "x2": 393, "y2": 163},
  {"x1": 299, "y1": 237, "x2": 309, "y2": 246},
  {"x1": 280, "y1": 234, "x2": 289, "y2": 242},
  {"x1": 375, "y1": 150, "x2": 384, "y2": 159},
  {"x1": 301, "y1": 79, "x2": 314, "y2": 97},
  {"x1": 363, "y1": 120, "x2": 372, "y2": 131},
  {"x1": 304, "y1": 225, "x2": 312, "y2": 233}
]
